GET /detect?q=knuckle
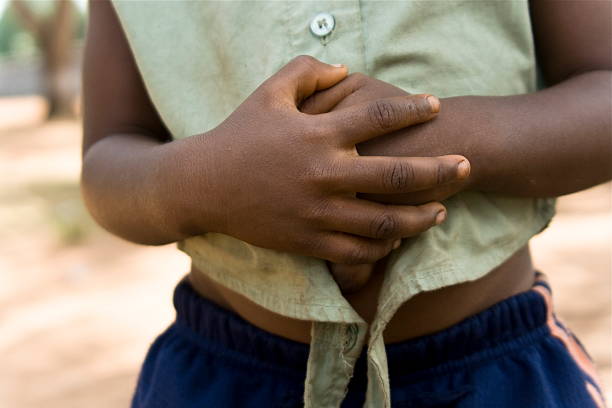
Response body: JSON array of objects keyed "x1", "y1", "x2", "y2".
[
  {"x1": 348, "y1": 72, "x2": 367, "y2": 86},
  {"x1": 405, "y1": 100, "x2": 419, "y2": 119},
  {"x1": 434, "y1": 160, "x2": 456, "y2": 185},
  {"x1": 293, "y1": 55, "x2": 317, "y2": 70},
  {"x1": 299, "y1": 120, "x2": 324, "y2": 141},
  {"x1": 341, "y1": 246, "x2": 366, "y2": 264},
  {"x1": 406, "y1": 97, "x2": 432, "y2": 121},
  {"x1": 436, "y1": 161, "x2": 446, "y2": 185},
  {"x1": 383, "y1": 161, "x2": 415, "y2": 192},
  {"x1": 304, "y1": 158, "x2": 342, "y2": 186},
  {"x1": 343, "y1": 243, "x2": 378, "y2": 264},
  {"x1": 368, "y1": 100, "x2": 399, "y2": 130},
  {"x1": 304, "y1": 164, "x2": 327, "y2": 183},
  {"x1": 299, "y1": 233, "x2": 326, "y2": 256},
  {"x1": 370, "y1": 212, "x2": 398, "y2": 239},
  {"x1": 304, "y1": 198, "x2": 335, "y2": 223},
  {"x1": 415, "y1": 97, "x2": 433, "y2": 118},
  {"x1": 307, "y1": 122, "x2": 329, "y2": 141},
  {"x1": 254, "y1": 78, "x2": 277, "y2": 103},
  {"x1": 256, "y1": 86, "x2": 278, "y2": 106}
]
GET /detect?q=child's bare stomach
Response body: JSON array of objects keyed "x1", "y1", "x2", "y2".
[{"x1": 188, "y1": 244, "x2": 535, "y2": 344}]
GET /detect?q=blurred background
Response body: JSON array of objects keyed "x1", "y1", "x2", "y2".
[{"x1": 0, "y1": 1, "x2": 610, "y2": 407}]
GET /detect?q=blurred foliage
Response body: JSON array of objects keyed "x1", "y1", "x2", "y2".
[
  {"x1": 28, "y1": 181, "x2": 96, "y2": 246},
  {"x1": 0, "y1": 0, "x2": 86, "y2": 59}
]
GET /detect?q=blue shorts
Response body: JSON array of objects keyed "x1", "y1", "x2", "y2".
[{"x1": 132, "y1": 273, "x2": 605, "y2": 407}]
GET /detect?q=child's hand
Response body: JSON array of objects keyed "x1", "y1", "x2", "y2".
[
  {"x1": 176, "y1": 56, "x2": 469, "y2": 265},
  {"x1": 302, "y1": 73, "x2": 471, "y2": 294},
  {"x1": 301, "y1": 73, "x2": 471, "y2": 206}
]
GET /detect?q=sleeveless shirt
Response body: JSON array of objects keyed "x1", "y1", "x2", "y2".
[{"x1": 111, "y1": 1, "x2": 555, "y2": 406}]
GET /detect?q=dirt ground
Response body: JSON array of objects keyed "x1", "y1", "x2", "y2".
[{"x1": 1, "y1": 96, "x2": 610, "y2": 407}]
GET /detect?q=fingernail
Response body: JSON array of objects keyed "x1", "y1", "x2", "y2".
[
  {"x1": 393, "y1": 239, "x2": 401, "y2": 249},
  {"x1": 426, "y1": 95, "x2": 440, "y2": 113},
  {"x1": 331, "y1": 63, "x2": 345, "y2": 68},
  {"x1": 457, "y1": 160, "x2": 470, "y2": 179},
  {"x1": 435, "y1": 210, "x2": 446, "y2": 225}
]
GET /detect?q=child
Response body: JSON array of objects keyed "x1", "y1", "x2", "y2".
[{"x1": 82, "y1": 0, "x2": 611, "y2": 407}]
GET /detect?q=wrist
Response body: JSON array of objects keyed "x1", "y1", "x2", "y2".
[
  {"x1": 356, "y1": 95, "x2": 484, "y2": 189},
  {"x1": 154, "y1": 132, "x2": 229, "y2": 240},
  {"x1": 439, "y1": 95, "x2": 507, "y2": 193}
]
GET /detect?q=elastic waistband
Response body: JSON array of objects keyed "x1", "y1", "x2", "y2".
[
  {"x1": 385, "y1": 276, "x2": 549, "y2": 378},
  {"x1": 173, "y1": 278, "x2": 310, "y2": 373},
  {"x1": 172, "y1": 273, "x2": 550, "y2": 377}
]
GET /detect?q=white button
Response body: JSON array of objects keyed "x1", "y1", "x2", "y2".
[{"x1": 310, "y1": 13, "x2": 335, "y2": 38}]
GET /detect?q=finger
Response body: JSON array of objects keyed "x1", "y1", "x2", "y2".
[
  {"x1": 300, "y1": 73, "x2": 364, "y2": 114},
  {"x1": 263, "y1": 55, "x2": 348, "y2": 106},
  {"x1": 323, "y1": 198, "x2": 446, "y2": 240},
  {"x1": 322, "y1": 94, "x2": 440, "y2": 145},
  {"x1": 334, "y1": 155, "x2": 470, "y2": 194},
  {"x1": 313, "y1": 233, "x2": 398, "y2": 264},
  {"x1": 301, "y1": 73, "x2": 407, "y2": 115},
  {"x1": 329, "y1": 263, "x2": 375, "y2": 294},
  {"x1": 359, "y1": 180, "x2": 468, "y2": 206}
]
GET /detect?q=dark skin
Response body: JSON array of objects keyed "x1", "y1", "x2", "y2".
[
  {"x1": 302, "y1": 0, "x2": 612, "y2": 289},
  {"x1": 82, "y1": 0, "x2": 611, "y2": 293},
  {"x1": 82, "y1": 0, "x2": 470, "y2": 267}
]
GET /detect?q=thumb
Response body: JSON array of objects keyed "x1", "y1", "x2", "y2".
[{"x1": 264, "y1": 55, "x2": 347, "y2": 106}]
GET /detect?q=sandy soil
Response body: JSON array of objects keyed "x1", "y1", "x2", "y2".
[{"x1": 0, "y1": 96, "x2": 610, "y2": 407}]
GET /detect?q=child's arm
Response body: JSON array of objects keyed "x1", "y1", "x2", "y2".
[
  {"x1": 303, "y1": 0, "x2": 611, "y2": 203},
  {"x1": 81, "y1": 0, "x2": 469, "y2": 265}
]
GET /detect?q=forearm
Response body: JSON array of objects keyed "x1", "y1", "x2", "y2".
[
  {"x1": 359, "y1": 70, "x2": 612, "y2": 197},
  {"x1": 477, "y1": 70, "x2": 612, "y2": 196},
  {"x1": 81, "y1": 133, "x2": 222, "y2": 245}
]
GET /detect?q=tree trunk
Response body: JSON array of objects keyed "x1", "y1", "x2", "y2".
[{"x1": 11, "y1": 0, "x2": 76, "y2": 119}]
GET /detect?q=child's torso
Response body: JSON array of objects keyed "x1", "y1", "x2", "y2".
[
  {"x1": 188, "y1": 244, "x2": 536, "y2": 344},
  {"x1": 112, "y1": 1, "x2": 555, "y2": 405}
]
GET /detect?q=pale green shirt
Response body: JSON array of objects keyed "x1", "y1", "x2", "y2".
[{"x1": 112, "y1": 1, "x2": 555, "y2": 406}]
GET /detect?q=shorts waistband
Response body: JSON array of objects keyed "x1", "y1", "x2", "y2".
[
  {"x1": 384, "y1": 274, "x2": 549, "y2": 379},
  {"x1": 172, "y1": 273, "x2": 550, "y2": 376},
  {"x1": 173, "y1": 278, "x2": 310, "y2": 373}
]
